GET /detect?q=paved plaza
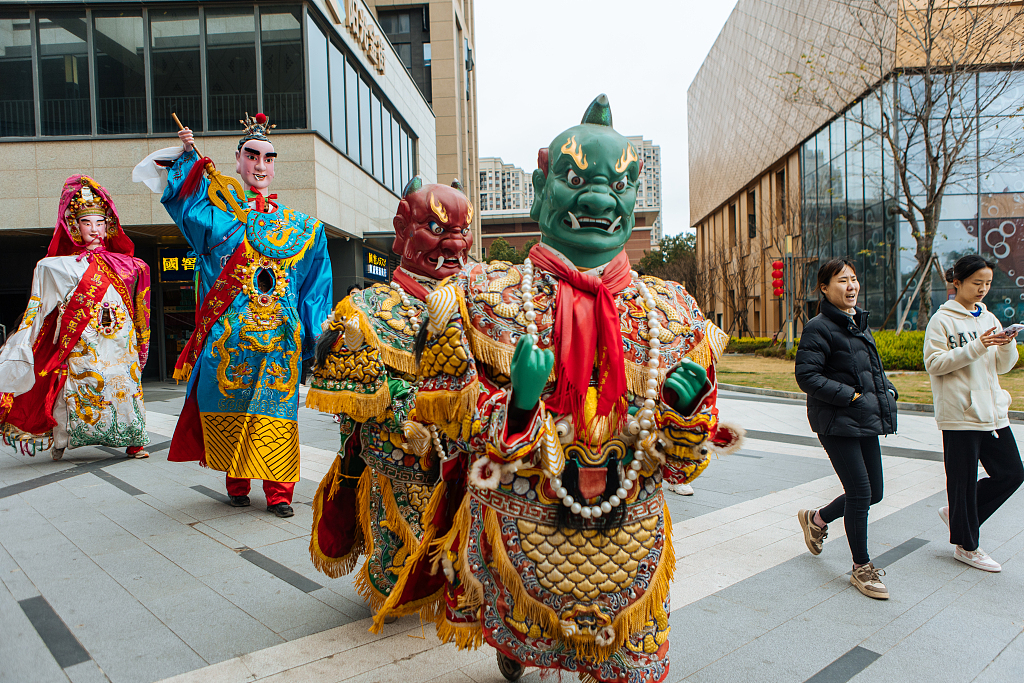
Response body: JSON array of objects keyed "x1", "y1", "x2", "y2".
[{"x1": 1, "y1": 384, "x2": 1022, "y2": 683}]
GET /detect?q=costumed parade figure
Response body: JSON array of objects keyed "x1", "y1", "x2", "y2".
[
  {"x1": 306, "y1": 178, "x2": 474, "y2": 620},
  {"x1": 133, "y1": 114, "x2": 332, "y2": 517},
  {"x1": 0, "y1": 176, "x2": 151, "y2": 461},
  {"x1": 384, "y1": 96, "x2": 742, "y2": 683}
]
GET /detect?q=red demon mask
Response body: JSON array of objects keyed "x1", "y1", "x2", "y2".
[{"x1": 393, "y1": 177, "x2": 474, "y2": 280}]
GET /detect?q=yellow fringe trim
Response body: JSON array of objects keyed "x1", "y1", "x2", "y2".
[
  {"x1": 429, "y1": 492, "x2": 484, "y2": 612},
  {"x1": 172, "y1": 362, "x2": 193, "y2": 382},
  {"x1": 483, "y1": 504, "x2": 676, "y2": 663},
  {"x1": 369, "y1": 480, "x2": 449, "y2": 633},
  {"x1": 435, "y1": 618, "x2": 485, "y2": 651},
  {"x1": 339, "y1": 297, "x2": 418, "y2": 375},
  {"x1": 308, "y1": 456, "x2": 366, "y2": 578},
  {"x1": 415, "y1": 382, "x2": 480, "y2": 439},
  {"x1": 304, "y1": 384, "x2": 391, "y2": 422}
]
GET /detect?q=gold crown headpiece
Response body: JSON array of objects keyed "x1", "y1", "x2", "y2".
[
  {"x1": 68, "y1": 184, "x2": 109, "y2": 220},
  {"x1": 237, "y1": 112, "x2": 276, "y2": 150}
]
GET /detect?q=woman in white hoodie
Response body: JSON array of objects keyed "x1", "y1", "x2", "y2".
[{"x1": 924, "y1": 254, "x2": 1024, "y2": 572}]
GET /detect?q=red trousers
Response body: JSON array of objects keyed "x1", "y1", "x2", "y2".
[{"x1": 225, "y1": 475, "x2": 295, "y2": 506}]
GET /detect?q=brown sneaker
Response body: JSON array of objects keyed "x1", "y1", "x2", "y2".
[
  {"x1": 797, "y1": 509, "x2": 827, "y2": 555},
  {"x1": 850, "y1": 563, "x2": 889, "y2": 600}
]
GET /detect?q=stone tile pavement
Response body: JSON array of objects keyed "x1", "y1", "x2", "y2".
[{"x1": 1, "y1": 385, "x2": 1022, "y2": 683}]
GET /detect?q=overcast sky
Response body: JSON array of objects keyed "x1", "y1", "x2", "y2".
[{"x1": 473, "y1": 1, "x2": 736, "y2": 238}]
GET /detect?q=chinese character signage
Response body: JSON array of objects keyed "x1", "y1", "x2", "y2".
[
  {"x1": 158, "y1": 247, "x2": 196, "y2": 283},
  {"x1": 364, "y1": 249, "x2": 389, "y2": 281}
]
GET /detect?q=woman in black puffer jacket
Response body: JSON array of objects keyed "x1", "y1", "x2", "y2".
[{"x1": 794, "y1": 258, "x2": 898, "y2": 601}]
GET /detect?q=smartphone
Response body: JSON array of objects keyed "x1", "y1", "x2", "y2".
[{"x1": 1002, "y1": 323, "x2": 1024, "y2": 336}]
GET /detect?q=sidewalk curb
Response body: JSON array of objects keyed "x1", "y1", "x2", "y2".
[{"x1": 718, "y1": 383, "x2": 1024, "y2": 421}]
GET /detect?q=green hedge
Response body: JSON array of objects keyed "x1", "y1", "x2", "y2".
[
  {"x1": 873, "y1": 331, "x2": 925, "y2": 371},
  {"x1": 726, "y1": 337, "x2": 774, "y2": 353},
  {"x1": 729, "y1": 331, "x2": 1023, "y2": 371}
]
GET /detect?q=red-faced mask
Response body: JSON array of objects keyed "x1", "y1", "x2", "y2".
[{"x1": 393, "y1": 179, "x2": 474, "y2": 279}]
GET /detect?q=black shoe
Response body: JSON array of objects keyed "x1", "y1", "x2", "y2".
[
  {"x1": 227, "y1": 495, "x2": 250, "y2": 507},
  {"x1": 496, "y1": 652, "x2": 524, "y2": 681},
  {"x1": 267, "y1": 503, "x2": 294, "y2": 518}
]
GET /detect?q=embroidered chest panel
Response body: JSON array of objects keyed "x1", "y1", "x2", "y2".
[
  {"x1": 462, "y1": 263, "x2": 705, "y2": 378},
  {"x1": 352, "y1": 283, "x2": 428, "y2": 359},
  {"x1": 245, "y1": 207, "x2": 319, "y2": 260}
]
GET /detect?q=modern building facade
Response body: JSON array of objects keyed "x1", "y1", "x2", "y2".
[
  {"x1": 0, "y1": 0, "x2": 435, "y2": 380},
  {"x1": 370, "y1": 0, "x2": 480, "y2": 259},
  {"x1": 629, "y1": 136, "x2": 663, "y2": 244},
  {"x1": 689, "y1": 0, "x2": 1024, "y2": 336}
]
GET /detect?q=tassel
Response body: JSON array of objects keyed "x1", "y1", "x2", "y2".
[{"x1": 176, "y1": 157, "x2": 213, "y2": 198}]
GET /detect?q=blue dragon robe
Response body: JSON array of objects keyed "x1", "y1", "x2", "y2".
[{"x1": 162, "y1": 149, "x2": 332, "y2": 482}]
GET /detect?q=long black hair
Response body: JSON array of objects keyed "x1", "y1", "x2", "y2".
[
  {"x1": 945, "y1": 254, "x2": 994, "y2": 287},
  {"x1": 816, "y1": 258, "x2": 857, "y2": 314}
]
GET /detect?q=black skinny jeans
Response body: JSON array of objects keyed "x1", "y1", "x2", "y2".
[
  {"x1": 817, "y1": 435, "x2": 884, "y2": 565},
  {"x1": 942, "y1": 427, "x2": 1024, "y2": 552}
]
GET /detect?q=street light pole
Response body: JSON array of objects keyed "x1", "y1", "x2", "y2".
[{"x1": 785, "y1": 234, "x2": 794, "y2": 351}]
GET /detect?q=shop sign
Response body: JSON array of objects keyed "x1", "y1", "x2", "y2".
[
  {"x1": 364, "y1": 249, "x2": 389, "y2": 281},
  {"x1": 159, "y1": 247, "x2": 196, "y2": 283},
  {"x1": 337, "y1": 0, "x2": 386, "y2": 75}
]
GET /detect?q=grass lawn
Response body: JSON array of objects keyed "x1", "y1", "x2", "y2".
[{"x1": 717, "y1": 354, "x2": 1024, "y2": 405}]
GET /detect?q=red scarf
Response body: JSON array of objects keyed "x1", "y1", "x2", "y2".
[
  {"x1": 392, "y1": 267, "x2": 433, "y2": 302},
  {"x1": 246, "y1": 188, "x2": 278, "y2": 213},
  {"x1": 527, "y1": 244, "x2": 631, "y2": 431}
]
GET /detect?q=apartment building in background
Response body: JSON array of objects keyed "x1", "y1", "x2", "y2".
[{"x1": 479, "y1": 157, "x2": 534, "y2": 212}]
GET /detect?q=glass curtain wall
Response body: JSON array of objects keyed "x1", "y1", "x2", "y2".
[
  {"x1": 150, "y1": 8, "x2": 202, "y2": 132},
  {"x1": 263, "y1": 6, "x2": 304, "y2": 129},
  {"x1": 38, "y1": 11, "x2": 91, "y2": 135},
  {"x1": 800, "y1": 70, "x2": 1024, "y2": 328},
  {"x1": 93, "y1": 10, "x2": 147, "y2": 134},
  {"x1": 0, "y1": 12, "x2": 35, "y2": 136},
  {"x1": 205, "y1": 7, "x2": 257, "y2": 131}
]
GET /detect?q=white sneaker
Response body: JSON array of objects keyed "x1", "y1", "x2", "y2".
[
  {"x1": 938, "y1": 506, "x2": 949, "y2": 529},
  {"x1": 666, "y1": 482, "x2": 694, "y2": 496},
  {"x1": 954, "y1": 546, "x2": 1001, "y2": 572}
]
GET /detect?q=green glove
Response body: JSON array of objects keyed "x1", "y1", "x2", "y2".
[
  {"x1": 662, "y1": 360, "x2": 708, "y2": 413},
  {"x1": 510, "y1": 334, "x2": 554, "y2": 411}
]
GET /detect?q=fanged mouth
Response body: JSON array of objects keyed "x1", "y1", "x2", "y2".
[
  {"x1": 434, "y1": 255, "x2": 467, "y2": 271},
  {"x1": 564, "y1": 212, "x2": 622, "y2": 234}
]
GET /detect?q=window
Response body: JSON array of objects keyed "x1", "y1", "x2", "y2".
[
  {"x1": 305, "y1": 15, "x2": 329, "y2": 136},
  {"x1": 423, "y1": 43, "x2": 431, "y2": 66},
  {"x1": 392, "y1": 115, "x2": 402, "y2": 192},
  {"x1": 748, "y1": 191, "x2": 757, "y2": 239},
  {"x1": 150, "y1": 8, "x2": 201, "y2": 133},
  {"x1": 381, "y1": 106, "x2": 393, "y2": 191},
  {"x1": 395, "y1": 43, "x2": 412, "y2": 69},
  {"x1": 728, "y1": 203, "x2": 737, "y2": 247},
  {"x1": 38, "y1": 11, "x2": 91, "y2": 135},
  {"x1": 371, "y1": 92, "x2": 383, "y2": 183},
  {"x1": 93, "y1": 11, "x2": 146, "y2": 134},
  {"x1": 0, "y1": 12, "x2": 34, "y2": 136},
  {"x1": 346, "y1": 59, "x2": 359, "y2": 162},
  {"x1": 359, "y1": 75, "x2": 371, "y2": 171},
  {"x1": 379, "y1": 12, "x2": 410, "y2": 35},
  {"x1": 206, "y1": 7, "x2": 256, "y2": 131},
  {"x1": 329, "y1": 43, "x2": 345, "y2": 152},
  {"x1": 264, "y1": 7, "x2": 304, "y2": 129},
  {"x1": 777, "y1": 170, "x2": 787, "y2": 222}
]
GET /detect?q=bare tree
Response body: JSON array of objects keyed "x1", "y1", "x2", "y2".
[{"x1": 783, "y1": 0, "x2": 1024, "y2": 328}]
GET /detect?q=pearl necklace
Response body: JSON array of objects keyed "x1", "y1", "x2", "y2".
[
  {"x1": 519, "y1": 259, "x2": 662, "y2": 519},
  {"x1": 391, "y1": 282, "x2": 422, "y2": 335}
]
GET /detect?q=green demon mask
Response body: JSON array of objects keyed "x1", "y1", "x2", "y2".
[{"x1": 530, "y1": 94, "x2": 641, "y2": 269}]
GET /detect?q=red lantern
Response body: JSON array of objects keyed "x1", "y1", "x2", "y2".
[{"x1": 771, "y1": 260, "x2": 785, "y2": 297}]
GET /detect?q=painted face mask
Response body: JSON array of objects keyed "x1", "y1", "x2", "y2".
[
  {"x1": 530, "y1": 95, "x2": 641, "y2": 266},
  {"x1": 393, "y1": 177, "x2": 474, "y2": 280}
]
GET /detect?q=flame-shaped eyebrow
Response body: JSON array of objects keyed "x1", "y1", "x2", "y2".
[
  {"x1": 560, "y1": 136, "x2": 588, "y2": 170},
  {"x1": 615, "y1": 144, "x2": 638, "y2": 173},
  {"x1": 429, "y1": 193, "x2": 449, "y2": 223},
  {"x1": 466, "y1": 202, "x2": 474, "y2": 225}
]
